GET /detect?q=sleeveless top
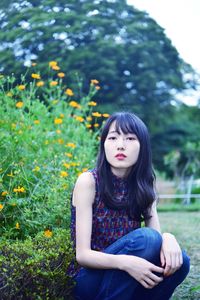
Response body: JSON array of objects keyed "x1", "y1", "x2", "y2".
[{"x1": 68, "y1": 168, "x2": 141, "y2": 277}]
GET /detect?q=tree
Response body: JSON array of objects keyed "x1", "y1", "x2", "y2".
[
  {"x1": 0, "y1": 0, "x2": 198, "y2": 174},
  {"x1": 0, "y1": 1, "x2": 195, "y2": 116},
  {"x1": 152, "y1": 103, "x2": 200, "y2": 176}
]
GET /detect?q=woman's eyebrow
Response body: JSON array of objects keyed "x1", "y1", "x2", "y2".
[{"x1": 108, "y1": 130, "x2": 118, "y2": 134}]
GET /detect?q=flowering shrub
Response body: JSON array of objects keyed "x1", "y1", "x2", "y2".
[
  {"x1": 0, "y1": 229, "x2": 74, "y2": 299},
  {"x1": 0, "y1": 62, "x2": 109, "y2": 240}
]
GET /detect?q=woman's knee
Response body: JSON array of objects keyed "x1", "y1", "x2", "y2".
[
  {"x1": 142, "y1": 227, "x2": 162, "y2": 258},
  {"x1": 124, "y1": 227, "x2": 162, "y2": 257}
]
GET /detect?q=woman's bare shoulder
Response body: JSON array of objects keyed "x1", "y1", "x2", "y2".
[
  {"x1": 75, "y1": 171, "x2": 95, "y2": 188},
  {"x1": 73, "y1": 171, "x2": 96, "y2": 206}
]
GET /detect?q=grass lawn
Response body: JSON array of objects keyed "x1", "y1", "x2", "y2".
[{"x1": 158, "y1": 212, "x2": 200, "y2": 300}]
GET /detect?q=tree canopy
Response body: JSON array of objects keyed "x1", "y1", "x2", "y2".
[
  {"x1": 0, "y1": 1, "x2": 194, "y2": 111},
  {"x1": 0, "y1": 0, "x2": 199, "y2": 176}
]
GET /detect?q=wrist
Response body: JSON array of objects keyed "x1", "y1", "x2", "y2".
[
  {"x1": 117, "y1": 254, "x2": 138, "y2": 271},
  {"x1": 117, "y1": 254, "x2": 127, "y2": 271},
  {"x1": 162, "y1": 232, "x2": 175, "y2": 239}
]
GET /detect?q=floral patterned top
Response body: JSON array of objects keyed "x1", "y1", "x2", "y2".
[{"x1": 68, "y1": 168, "x2": 141, "y2": 277}]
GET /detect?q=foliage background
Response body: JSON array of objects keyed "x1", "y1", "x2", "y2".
[{"x1": 0, "y1": 0, "x2": 199, "y2": 177}]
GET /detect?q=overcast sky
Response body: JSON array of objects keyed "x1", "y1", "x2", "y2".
[
  {"x1": 127, "y1": 0, "x2": 200, "y2": 105},
  {"x1": 127, "y1": 0, "x2": 200, "y2": 72}
]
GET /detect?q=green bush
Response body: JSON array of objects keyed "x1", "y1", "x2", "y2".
[
  {"x1": 0, "y1": 62, "x2": 108, "y2": 239},
  {"x1": 191, "y1": 186, "x2": 200, "y2": 203},
  {"x1": 0, "y1": 63, "x2": 109, "y2": 298},
  {"x1": 0, "y1": 229, "x2": 74, "y2": 299}
]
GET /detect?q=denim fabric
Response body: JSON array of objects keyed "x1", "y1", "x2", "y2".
[{"x1": 74, "y1": 228, "x2": 190, "y2": 300}]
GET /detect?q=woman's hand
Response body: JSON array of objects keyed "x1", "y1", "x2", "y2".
[
  {"x1": 120, "y1": 255, "x2": 164, "y2": 289},
  {"x1": 160, "y1": 233, "x2": 183, "y2": 277}
]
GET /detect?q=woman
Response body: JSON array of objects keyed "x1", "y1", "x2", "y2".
[{"x1": 70, "y1": 112, "x2": 190, "y2": 300}]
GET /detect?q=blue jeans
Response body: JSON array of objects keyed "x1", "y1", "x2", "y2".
[{"x1": 74, "y1": 228, "x2": 190, "y2": 300}]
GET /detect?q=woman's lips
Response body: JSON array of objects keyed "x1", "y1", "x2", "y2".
[{"x1": 115, "y1": 154, "x2": 127, "y2": 160}]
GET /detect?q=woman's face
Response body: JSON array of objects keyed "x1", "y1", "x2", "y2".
[{"x1": 104, "y1": 121, "x2": 140, "y2": 177}]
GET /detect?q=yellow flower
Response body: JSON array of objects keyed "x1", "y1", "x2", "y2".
[
  {"x1": 62, "y1": 184, "x2": 68, "y2": 190},
  {"x1": 60, "y1": 171, "x2": 68, "y2": 177},
  {"x1": 63, "y1": 163, "x2": 70, "y2": 169},
  {"x1": 54, "y1": 118, "x2": 63, "y2": 125},
  {"x1": 13, "y1": 186, "x2": 26, "y2": 193},
  {"x1": 57, "y1": 138, "x2": 64, "y2": 144},
  {"x1": 36, "y1": 81, "x2": 44, "y2": 87},
  {"x1": 88, "y1": 101, "x2": 97, "y2": 106},
  {"x1": 0, "y1": 204, "x2": 4, "y2": 211},
  {"x1": 6, "y1": 92, "x2": 13, "y2": 97},
  {"x1": 31, "y1": 73, "x2": 41, "y2": 79},
  {"x1": 16, "y1": 101, "x2": 24, "y2": 108},
  {"x1": 31, "y1": 62, "x2": 37, "y2": 66},
  {"x1": 52, "y1": 65, "x2": 60, "y2": 71},
  {"x1": 34, "y1": 120, "x2": 40, "y2": 124},
  {"x1": 56, "y1": 129, "x2": 61, "y2": 134},
  {"x1": 103, "y1": 113, "x2": 110, "y2": 118},
  {"x1": 75, "y1": 116, "x2": 84, "y2": 122},
  {"x1": 90, "y1": 79, "x2": 99, "y2": 85},
  {"x1": 65, "y1": 88, "x2": 74, "y2": 96},
  {"x1": 50, "y1": 81, "x2": 58, "y2": 86},
  {"x1": 60, "y1": 113, "x2": 64, "y2": 118},
  {"x1": 86, "y1": 116, "x2": 92, "y2": 121},
  {"x1": 70, "y1": 162, "x2": 80, "y2": 167},
  {"x1": 66, "y1": 142, "x2": 76, "y2": 148},
  {"x1": 32, "y1": 166, "x2": 40, "y2": 172},
  {"x1": 94, "y1": 123, "x2": 99, "y2": 127},
  {"x1": 7, "y1": 172, "x2": 14, "y2": 177},
  {"x1": 65, "y1": 153, "x2": 73, "y2": 158},
  {"x1": 17, "y1": 85, "x2": 25, "y2": 90},
  {"x1": 1, "y1": 191, "x2": 8, "y2": 196},
  {"x1": 49, "y1": 61, "x2": 58, "y2": 67},
  {"x1": 82, "y1": 168, "x2": 88, "y2": 172},
  {"x1": 15, "y1": 222, "x2": 20, "y2": 229},
  {"x1": 86, "y1": 124, "x2": 92, "y2": 128},
  {"x1": 44, "y1": 229, "x2": 53, "y2": 238},
  {"x1": 69, "y1": 101, "x2": 81, "y2": 108},
  {"x1": 92, "y1": 112, "x2": 102, "y2": 117},
  {"x1": 95, "y1": 86, "x2": 100, "y2": 90},
  {"x1": 57, "y1": 72, "x2": 65, "y2": 78}
]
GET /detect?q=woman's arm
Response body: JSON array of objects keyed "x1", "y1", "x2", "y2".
[
  {"x1": 73, "y1": 171, "x2": 124, "y2": 270},
  {"x1": 145, "y1": 201, "x2": 161, "y2": 232},
  {"x1": 73, "y1": 172, "x2": 164, "y2": 288},
  {"x1": 145, "y1": 201, "x2": 183, "y2": 277}
]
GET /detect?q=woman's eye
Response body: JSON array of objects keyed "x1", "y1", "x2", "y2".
[
  {"x1": 127, "y1": 137, "x2": 136, "y2": 140},
  {"x1": 108, "y1": 136, "x2": 116, "y2": 140}
]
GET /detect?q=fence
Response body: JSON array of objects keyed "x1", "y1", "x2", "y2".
[{"x1": 158, "y1": 194, "x2": 200, "y2": 205}]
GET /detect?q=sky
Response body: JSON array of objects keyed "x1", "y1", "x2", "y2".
[{"x1": 127, "y1": 0, "x2": 200, "y2": 106}]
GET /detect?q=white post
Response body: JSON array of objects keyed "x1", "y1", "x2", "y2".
[{"x1": 183, "y1": 174, "x2": 194, "y2": 205}]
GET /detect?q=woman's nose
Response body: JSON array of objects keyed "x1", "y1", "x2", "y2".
[{"x1": 117, "y1": 137, "x2": 126, "y2": 149}]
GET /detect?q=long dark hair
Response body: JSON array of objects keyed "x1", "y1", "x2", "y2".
[{"x1": 96, "y1": 112, "x2": 156, "y2": 221}]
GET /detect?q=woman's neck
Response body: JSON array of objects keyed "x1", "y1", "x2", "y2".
[{"x1": 110, "y1": 166, "x2": 130, "y2": 179}]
